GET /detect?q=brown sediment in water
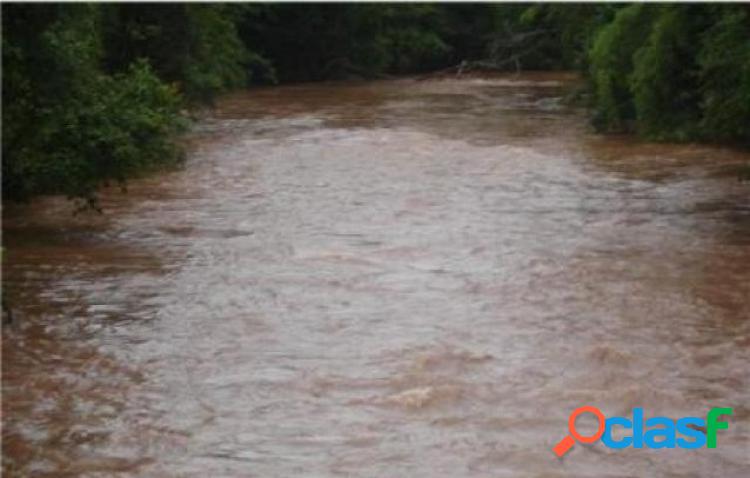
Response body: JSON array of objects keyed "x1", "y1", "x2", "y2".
[{"x1": 3, "y1": 73, "x2": 749, "y2": 477}]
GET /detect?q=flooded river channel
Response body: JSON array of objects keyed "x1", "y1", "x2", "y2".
[{"x1": 3, "y1": 73, "x2": 749, "y2": 476}]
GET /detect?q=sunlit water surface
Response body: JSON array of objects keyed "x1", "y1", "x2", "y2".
[{"x1": 3, "y1": 73, "x2": 749, "y2": 477}]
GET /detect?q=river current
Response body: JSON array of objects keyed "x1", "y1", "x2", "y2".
[{"x1": 3, "y1": 73, "x2": 749, "y2": 477}]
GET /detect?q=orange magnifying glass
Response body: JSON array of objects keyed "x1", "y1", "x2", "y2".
[{"x1": 553, "y1": 406, "x2": 605, "y2": 457}]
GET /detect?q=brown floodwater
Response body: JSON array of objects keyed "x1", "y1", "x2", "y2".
[{"x1": 2, "y1": 73, "x2": 749, "y2": 477}]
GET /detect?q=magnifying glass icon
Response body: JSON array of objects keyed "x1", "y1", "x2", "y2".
[{"x1": 553, "y1": 406, "x2": 605, "y2": 457}]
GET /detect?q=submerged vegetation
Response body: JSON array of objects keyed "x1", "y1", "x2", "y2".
[{"x1": 2, "y1": 3, "x2": 749, "y2": 202}]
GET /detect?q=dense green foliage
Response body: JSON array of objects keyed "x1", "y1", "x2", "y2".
[
  {"x1": 589, "y1": 4, "x2": 750, "y2": 144},
  {"x1": 3, "y1": 3, "x2": 749, "y2": 202},
  {"x1": 237, "y1": 4, "x2": 450, "y2": 81},
  {"x1": 102, "y1": 4, "x2": 252, "y2": 101},
  {"x1": 2, "y1": 5, "x2": 184, "y2": 202}
]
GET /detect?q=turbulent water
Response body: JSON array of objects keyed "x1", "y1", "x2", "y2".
[{"x1": 3, "y1": 73, "x2": 749, "y2": 477}]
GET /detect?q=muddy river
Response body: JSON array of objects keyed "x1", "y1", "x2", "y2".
[{"x1": 2, "y1": 73, "x2": 749, "y2": 477}]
